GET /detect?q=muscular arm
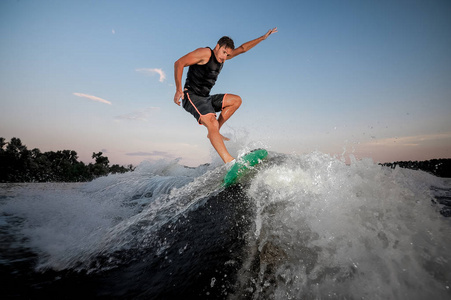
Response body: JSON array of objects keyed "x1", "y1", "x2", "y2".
[
  {"x1": 227, "y1": 27, "x2": 278, "y2": 60},
  {"x1": 173, "y1": 47, "x2": 211, "y2": 105}
]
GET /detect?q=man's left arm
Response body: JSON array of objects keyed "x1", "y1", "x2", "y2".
[{"x1": 227, "y1": 27, "x2": 278, "y2": 60}]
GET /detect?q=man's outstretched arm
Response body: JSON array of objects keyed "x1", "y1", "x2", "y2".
[{"x1": 227, "y1": 27, "x2": 277, "y2": 60}]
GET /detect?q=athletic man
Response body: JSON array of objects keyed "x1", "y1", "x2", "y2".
[{"x1": 174, "y1": 28, "x2": 277, "y2": 163}]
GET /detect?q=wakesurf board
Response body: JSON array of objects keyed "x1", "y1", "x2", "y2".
[{"x1": 223, "y1": 149, "x2": 268, "y2": 187}]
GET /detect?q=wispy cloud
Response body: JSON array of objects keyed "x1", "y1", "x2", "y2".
[
  {"x1": 126, "y1": 151, "x2": 168, "y2": 156},
  {"x1": 114, "y1": 107, "x2": 160, "y2": 121},
  {"x1": 73, "y1": 93, "x2": 112, "y2": 105},
  {"x1": 353, "y1": 132, "x2": 451, "y2": 163},
  {"x1": 364, "y1": 133, "x2": 451, "y2": 148},
  {"x1": 126, "y1": 151, "x2": 175, "y2": 160},
  {"x1": 136, "y1": 68, "x2": 166, "y2": 82}
]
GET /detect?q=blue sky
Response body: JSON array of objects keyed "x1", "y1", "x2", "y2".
[{"x1": 1, "y1": 0, "x2": 450, "y2": 166}]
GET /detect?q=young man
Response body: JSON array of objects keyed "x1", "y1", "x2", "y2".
[{"x1": 173, "y1": 28, "x2": 277, "y2": 163}]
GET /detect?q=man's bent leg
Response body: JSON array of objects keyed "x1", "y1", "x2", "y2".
[
  {"x1": 200, "y1": 114, "x2": 234, "y2": 163},
  {"x1": 218, "y1": 94, "x2": 242, "y2": 130}
]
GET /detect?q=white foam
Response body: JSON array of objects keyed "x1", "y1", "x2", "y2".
[
  {"x1": 0, "y1": 159, "x2": 213, "y2": 271},
  {"x1": 242, "y1": 152, "x2": 451, "y2": 299},
  {"x1": 1, "y1": 151, "x2": 450, "y2": 299}
]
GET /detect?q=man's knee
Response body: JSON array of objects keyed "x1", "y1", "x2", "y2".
[
  {"x1": 226, "y1": 94, "x2": 242, "y2": 108},
  {"x1": 201, "y1": 114, "x2": 219, "y2": 129},
  {"x1": 235, "y1": 95, "x2": 242, "y2": 108}
]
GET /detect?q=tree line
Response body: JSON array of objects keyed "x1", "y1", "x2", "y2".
[
  {"x1": 1, "y1": 137, "x2": 449, "y2": 183},
  {"x1": 0, "y1": 137, "x2": 134, "y2": 183},
  {"x1": 381, "y1": 158, "x2": 451, "y2": 178}
]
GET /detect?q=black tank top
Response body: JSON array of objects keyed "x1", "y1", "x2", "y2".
[{"x1": 184, "y1": 48, "x2": 223, "y2": 97}]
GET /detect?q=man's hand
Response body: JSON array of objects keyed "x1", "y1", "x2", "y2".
[
  {"x1": 263, "y1": 27, "x2": 278, "y2": 40},
  {"x1": 174, "y1": 90, "x2": 184, "y2": 106},
  {"x1": 227, "y1": 27, "x2": 278, "y2": 60}
]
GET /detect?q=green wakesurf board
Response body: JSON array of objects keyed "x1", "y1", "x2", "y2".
[{"x1": 223, "y1": 149, "x2": 268, "y2": 187}]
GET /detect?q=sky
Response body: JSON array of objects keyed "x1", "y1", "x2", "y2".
[{"x1": 1, "y1": 0, "x2": 450, "y2": 167}]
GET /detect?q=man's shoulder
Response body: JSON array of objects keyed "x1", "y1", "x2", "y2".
[{"x1": 190, "y1": 47, "x2": 212, "y2": 65}]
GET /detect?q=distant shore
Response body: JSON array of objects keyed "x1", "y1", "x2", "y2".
[{"x1": 380, "y1": 158, "x2": 451, "y2": 178}]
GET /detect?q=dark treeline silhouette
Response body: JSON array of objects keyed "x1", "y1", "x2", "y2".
[
  {"x1": 381, "y1": 159, "x2": 451, "y2": 178},
  {"x1": 0, "y1": 137, "x2": 134, "y2": 183}
]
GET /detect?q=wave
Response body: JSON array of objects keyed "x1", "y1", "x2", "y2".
[{"x1": 1, "y1": 151, "x2": 450, "y2": 299}]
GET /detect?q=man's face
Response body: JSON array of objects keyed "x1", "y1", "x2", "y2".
[{"x1": 214, "y1": 45, "x2": 232, "y2": 63}]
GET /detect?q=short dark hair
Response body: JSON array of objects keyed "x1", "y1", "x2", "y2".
[{"x1": 217, "y1": 36, "x2": 235, "y2": 50}]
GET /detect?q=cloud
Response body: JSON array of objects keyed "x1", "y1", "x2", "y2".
[
  {"x1": 353, "y1": 132, "x2": 451, "y2": 162},
  {"x1": 136, "y1": 68, "x2": 166, "y2": 82},
  {"x1": 73, "y1": 93, "x2": 112, "y2": 105},
  {"x1": 126, "y1": 151, "x2": 174, "y2": 159},
  {"x1": 363, "y1": 133, "x2": 451, "y2": 148},
  {"x1": 114, "y1": 107, "x2": 160, "y2": 121}
]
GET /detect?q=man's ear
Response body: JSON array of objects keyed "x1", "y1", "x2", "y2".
[{"x1": 214, "y1": 44, "x2": 220, "y2": 51}]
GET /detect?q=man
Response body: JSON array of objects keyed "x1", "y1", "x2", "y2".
[{"x1": 174, "y1": 28, "x2": 277, "y2": 163}]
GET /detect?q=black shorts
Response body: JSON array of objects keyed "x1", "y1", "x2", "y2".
[{"x1": 182, "y1": 90, "x2": 226, "y2": 124}]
